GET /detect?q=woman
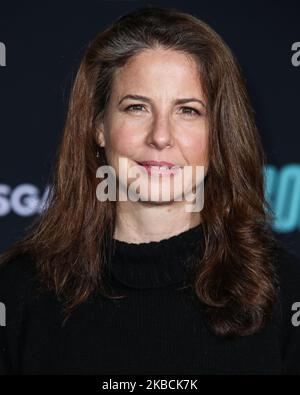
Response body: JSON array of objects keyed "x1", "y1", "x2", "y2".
[{"x1": 0, "y1": 6, "x2": 300, "y2": 375}]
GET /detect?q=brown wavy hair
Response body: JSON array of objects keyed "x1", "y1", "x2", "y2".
[{"x1": 0, "y1": 6, "x2": 280, "y2": 337}]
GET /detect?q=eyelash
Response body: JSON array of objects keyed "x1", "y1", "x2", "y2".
[{"x1": 124, "y1": 104, "x2": 201, "y2": 117}]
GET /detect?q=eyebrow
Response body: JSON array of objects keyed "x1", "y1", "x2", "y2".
[{"x1": 118, "y1": 94, "x2": 206, "y2": 109}]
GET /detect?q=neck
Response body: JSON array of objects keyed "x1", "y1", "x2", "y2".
[{"x1": 113, "y1": 200, "x2": 202, "y2": 243}]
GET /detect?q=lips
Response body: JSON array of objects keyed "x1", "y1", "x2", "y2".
[
  {"x1": 137, "y1": 160, "x2": 180, "y2": 169},
  {"x1": 136, "y1": 160, "x2": 182, "y2": 176}
]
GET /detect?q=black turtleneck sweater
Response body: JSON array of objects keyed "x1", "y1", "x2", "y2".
[{"x1": 0, "y1": 223, "x2": 300, "y2": 375}]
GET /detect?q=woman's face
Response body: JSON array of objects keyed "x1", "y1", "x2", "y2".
[{"x1": 97, "y1": 48, "x2": 209, "y2": 206}]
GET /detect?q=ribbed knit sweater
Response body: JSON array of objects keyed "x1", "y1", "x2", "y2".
[{"x1": 0, "y1": 223, "x2": 300, "y2": 375}]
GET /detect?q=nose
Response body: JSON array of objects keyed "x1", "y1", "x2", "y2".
[{"x1": 146, "y1": 114, "x2": 174, "y2": 150}]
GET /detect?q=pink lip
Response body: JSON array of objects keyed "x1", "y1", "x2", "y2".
[
  {"x1": 137, "y1": 160, "x2": 177, "y2": 167},
  {"x1": 136, "y1": 160, "x2": 182, "y2": 176}
]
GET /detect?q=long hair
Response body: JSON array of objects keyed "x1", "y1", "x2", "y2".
[{"x1": 0, "y1": 6, "x2": 280, "y2": 337}]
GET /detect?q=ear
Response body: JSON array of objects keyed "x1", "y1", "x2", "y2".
[{"x1": 96, "y1": 122, "x2": 106, "y2": 147}]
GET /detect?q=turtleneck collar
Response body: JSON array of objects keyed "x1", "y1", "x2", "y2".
[{"x1": 107, "y1": 223, "x2": 205, "y2": 289}]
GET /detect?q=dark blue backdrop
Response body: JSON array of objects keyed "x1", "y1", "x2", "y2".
[{"x1": 0, "y1": 0, "x2": 299, "y2": 257}]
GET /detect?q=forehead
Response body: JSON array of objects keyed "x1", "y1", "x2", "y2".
[{"x1": 111, "y1": 48, "x2": 203, "y2": 98}]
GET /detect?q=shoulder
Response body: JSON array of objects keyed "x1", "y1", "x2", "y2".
[
  {"x1": 274, "y1": 245, "x2": 300, "y2": 302},
  {"x1": 273, "y1": 244, "x2": 300, "y2": 318},
  {"x1": 0, "y1": 252, "x2": 42, "y2": 374},
  {"x1": 273, "y1": 244, "x2": 300, "y2": 373},
  {"x1": 0, "y1": 252, "x2": 38, "y2": 304}
]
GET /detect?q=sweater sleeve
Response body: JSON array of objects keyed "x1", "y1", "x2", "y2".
[
  {"x1": 0, "y1": 255, "x2": 32, "y2": 375},
  {"x1": 276, "y1": 246, "x2": 300, "y2": 375}
]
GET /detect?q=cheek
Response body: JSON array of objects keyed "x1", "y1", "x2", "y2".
[
  {"x1": 106, "y1": 126, "x2": 141, "y2": 159},
  {"x1": 180, "y1": 132, "x2": 209, "y2": 165}
]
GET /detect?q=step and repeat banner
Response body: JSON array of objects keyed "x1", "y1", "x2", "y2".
[{"x1": 0, "y1": 0, "x2": 300, "y2": 257}]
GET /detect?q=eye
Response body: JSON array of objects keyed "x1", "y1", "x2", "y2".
[
  {"x1": 179, "y1": 107, "x2": 201, "y2": 116},
  {"x1": 124, "y1": 104, "x2": 146, "y2": 112}
]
